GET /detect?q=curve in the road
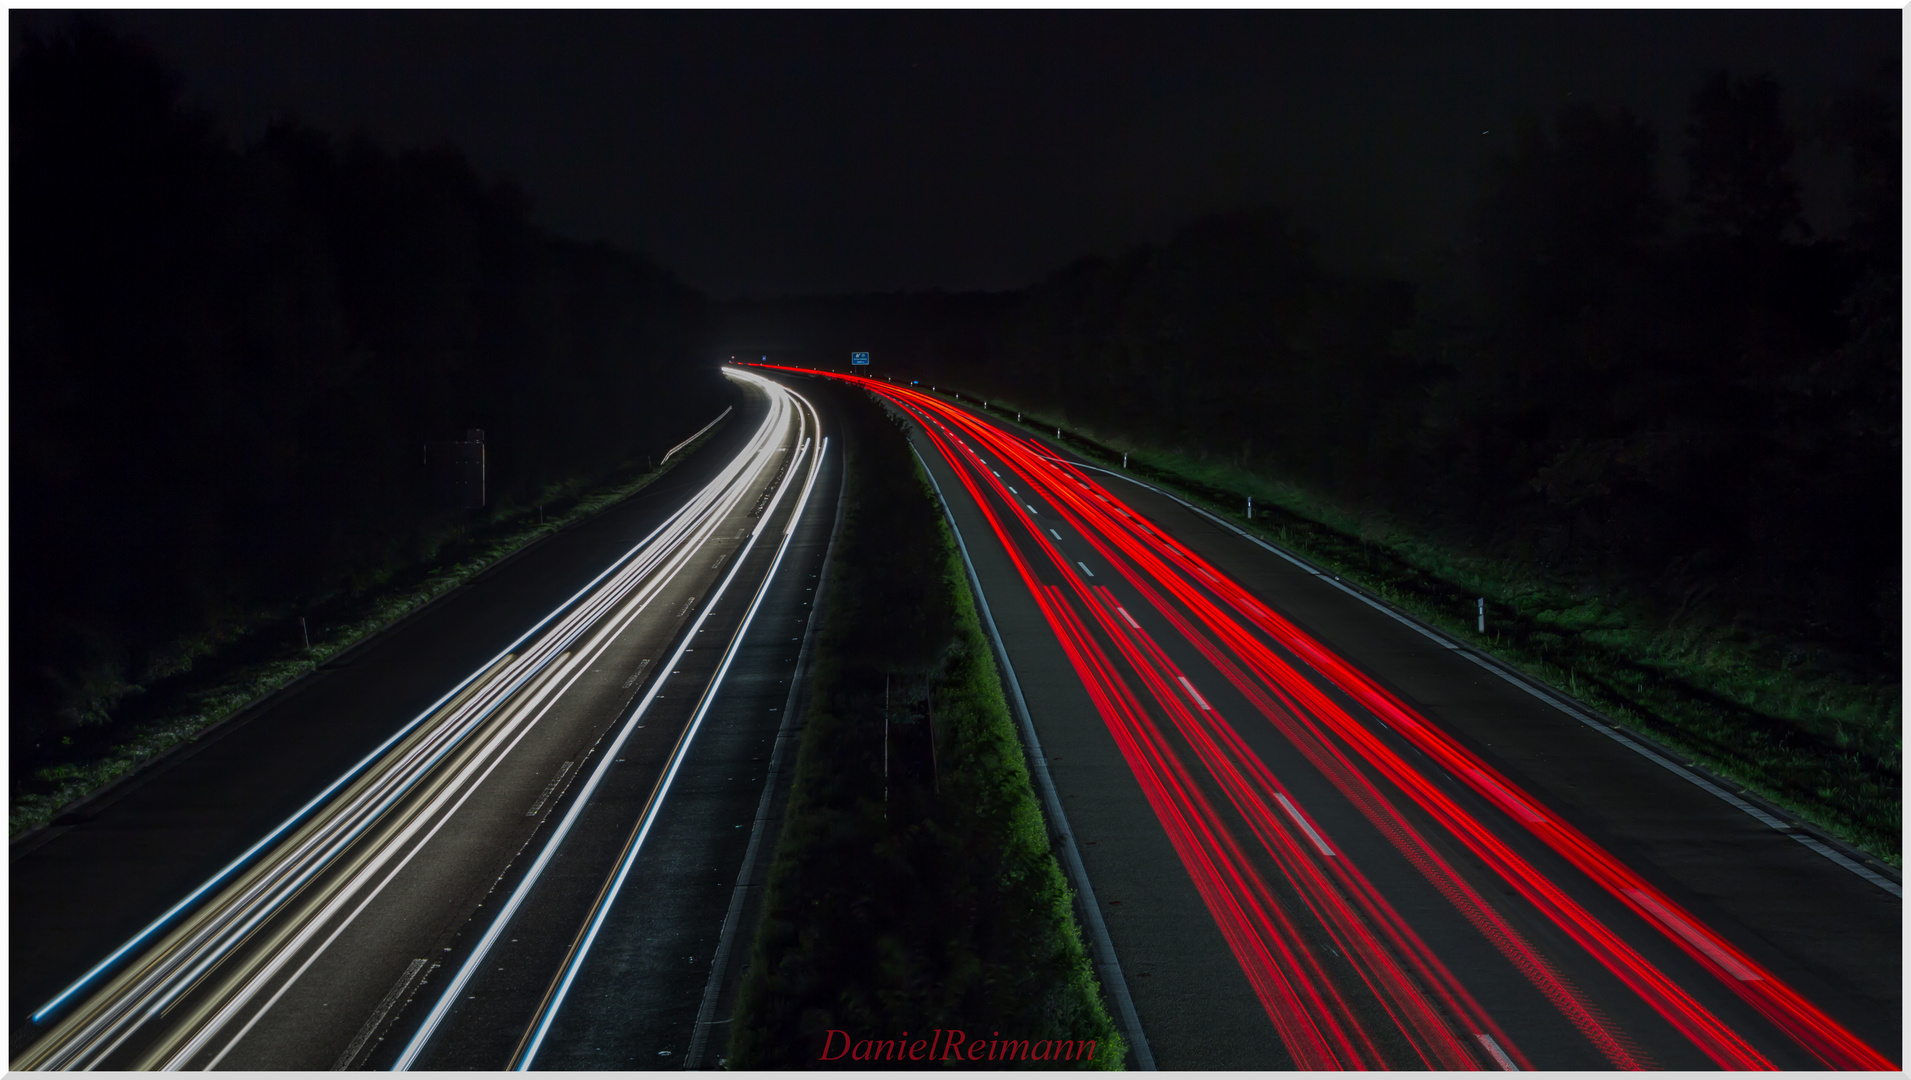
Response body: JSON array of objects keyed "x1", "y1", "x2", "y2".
[
  {"x1": 13, "y1": 368, "x2": 818, "y2": 1072},
  {"x1": 392, "y1": 371, "x2": 826, "y2": 1071},
  {"x1": 763, "y1": 364, "x2": 1894, "y2": 1073}
]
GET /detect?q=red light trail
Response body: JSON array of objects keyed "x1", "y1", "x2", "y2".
[{"x1": 753, "y1": 366, "x2": 1894, "y2": 1072}]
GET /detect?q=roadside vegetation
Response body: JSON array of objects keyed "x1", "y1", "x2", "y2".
[
  {"x1": 726, "y1": 387, "x2": 1124, "y2": 1069},
  {"x1": 12, "y1": 21, "x2": 725, "y2": 833},
  {"x1": 9, "y1": 419, "x2": 730, "y2": 838},
  {"x1": 815, "y1": 66, "x2": 1900, "y2": 865},
  {"x1": 940, "y1": 390, "x2": 1899, "y2": 865}
]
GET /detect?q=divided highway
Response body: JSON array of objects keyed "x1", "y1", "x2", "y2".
[
  {"x1": 766, "y1": 366, "x2": 1898, "y2": 1072},
  {"x1": 11, "y1": 366, "x2": 839, "y2": 1070}
]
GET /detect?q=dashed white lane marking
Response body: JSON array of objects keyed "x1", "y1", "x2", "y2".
[
  {"x1": 1116, "y1": 606, "x2": 1140, "y2": 630},
  {"x1": 1058, "y1": 459, "x2": 1903, "y2": 899},
  {"x1": 1026, "y1": 504, "x2": 1039, "y2": 515},
  {"x1": 1176, "y1": 675, "x2": 1210, "y2": 711},
  {"x1": 1049, "y1": 529, "x2": 1063, "y2": 541},
  {"x1": 523, "y1": 761, "x2": 575, "y2": 819},
  {"x1": 1077, "y1": 561, "x2": 1095, "y2": 578},
  {"x1": 1475, "y1": 1033, "x2": 1518, "y2": 1070},
  {"x1": 909, "y1": 442, "x2": 1158, "y2": 1072},
  {"x1": 620, "y1": 659, "x2": 651, "y2": 689},
  {"x1": 1623, "y1": 888, "x2": 1762, "y2": 981},
  {"x1": 1274, "y1": 793, "x2": 1334, "y2": 857}
]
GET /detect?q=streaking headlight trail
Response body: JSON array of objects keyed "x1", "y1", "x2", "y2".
[
  {"x1": 13, "y1": 367, "x2": 818, "y2": 1072},
  {"x1": 395, "y1": 373, "x2": 827, "y2": 1071}
]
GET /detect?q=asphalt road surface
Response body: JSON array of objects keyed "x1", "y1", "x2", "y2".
[
  {"x1": 767, "y1": 366, "x2": 1899, "y2": 1073},
  {"x1": 11, "y1": 366, "x2": 843, "y2": 1071}
]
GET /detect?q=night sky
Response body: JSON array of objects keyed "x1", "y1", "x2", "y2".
[{"x1": 13, "y1": 8, "x2": 1896, "y2": 297}]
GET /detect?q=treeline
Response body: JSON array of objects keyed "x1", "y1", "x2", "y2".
[
  {"x1": 729, "y1": 383, "x2": 1122, "y2": 1069},
  {"x1": 937, "y1": 67, "x2": 1900, "y2": 678},
  {"x1": 12, "y1": 21, "x2": 725, "y2": 753},
  {"x1": 720, "y1": 290, "x2": 1016, "y2": 374}
]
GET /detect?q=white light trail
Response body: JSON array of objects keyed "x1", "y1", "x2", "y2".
[{"x1": 15, "y1": 369, "x2": 805, "y2": 1073}]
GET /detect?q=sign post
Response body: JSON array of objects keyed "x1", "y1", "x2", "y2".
[{"x1": 424, "y1": 428, "x2": 486, "y2": 509}]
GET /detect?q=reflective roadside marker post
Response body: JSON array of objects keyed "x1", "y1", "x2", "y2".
[
  {"x1": 1123, "y1": 453, "x2": 1127, "y2": 469},
  {"x1": 1478, "y1": 598, "x2": 1486, "y2": 633},
  {"x1": 1247, "y1": 495, "x2": 1253, "y2": 520}
]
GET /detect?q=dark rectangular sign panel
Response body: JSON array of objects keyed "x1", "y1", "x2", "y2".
[{"x1": 425, "y1": 429, "x2": 486, "y2": 508}]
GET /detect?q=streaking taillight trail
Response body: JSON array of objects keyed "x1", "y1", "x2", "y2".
[{"x1": 759, "y1": 366, "x2": 1893, "y2": 1072}]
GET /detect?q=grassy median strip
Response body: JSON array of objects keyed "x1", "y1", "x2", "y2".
[
  {"x1": 937, "y1": 389, "x2": 1899, "y2": 868},
  {"x1": 9, "y1": 417, "x2": 731, "y2": 840},
  {"x1": 726, "y1": 392, "x2": 1124, "y2": 1070}
]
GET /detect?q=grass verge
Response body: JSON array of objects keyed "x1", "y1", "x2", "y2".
[
  {"x1": 9, "y1": 414, "x2": 732, "y2": 840},
  {"x1": 931, "y1": 388, "x2": 1899, "y2": 867},
  {"x1": 725, "y1": 389, "x2": 1125, "y2": 1069}
]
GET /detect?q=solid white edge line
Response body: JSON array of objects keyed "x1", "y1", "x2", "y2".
[
  {"x1": 192, "y1": 652, "x2": 588, "y2": 1070},
  {"x1": 513, "y1": 387, "x2": 820, "y2": 1065},
  {"x1": 907, "y1": 439, "x2": 1156, "y2": 1072},
  {"x1": 191, "y1": 493, "x2": 763, "y2": 1066},
  {"x1": 393, "y1": 374, "x2": 803, "y2": 1070},
  {"x1": 517, "y1": 428, "x2": 825, "y2": 1070},
  {"x1": 1052, "y1": 456, "x2": 1902, "y2": 899},
  {"x1": 40, "y1": 411, "x2": 768, "y2": 1046},
  {"x1": 517, "y1": 388, "x2": 822, "y2": 1066},
  {"x1": 167, "y1": 458, "x2": 782, "y2": 1069},
  {"x1": 25, "y1": 405, "x2": 760, "y2": 1031},
  {"x1": 32, "y1": 654, "x2": 529, "y2": 1070},
  {"x1": 684, "y1": 406, "x2": 841, "y2": 1070}
]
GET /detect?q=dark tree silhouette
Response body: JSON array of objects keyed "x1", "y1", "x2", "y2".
[
  {"x1": 1685, "y1": 71, "x2": 1806, "y2": 246},
  {"x1": 881, "y1": 69, "x2": 1895, "y2": 677},
  {"x1": 12, "y1": 20, "x2": 725, "y2": 758}
]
